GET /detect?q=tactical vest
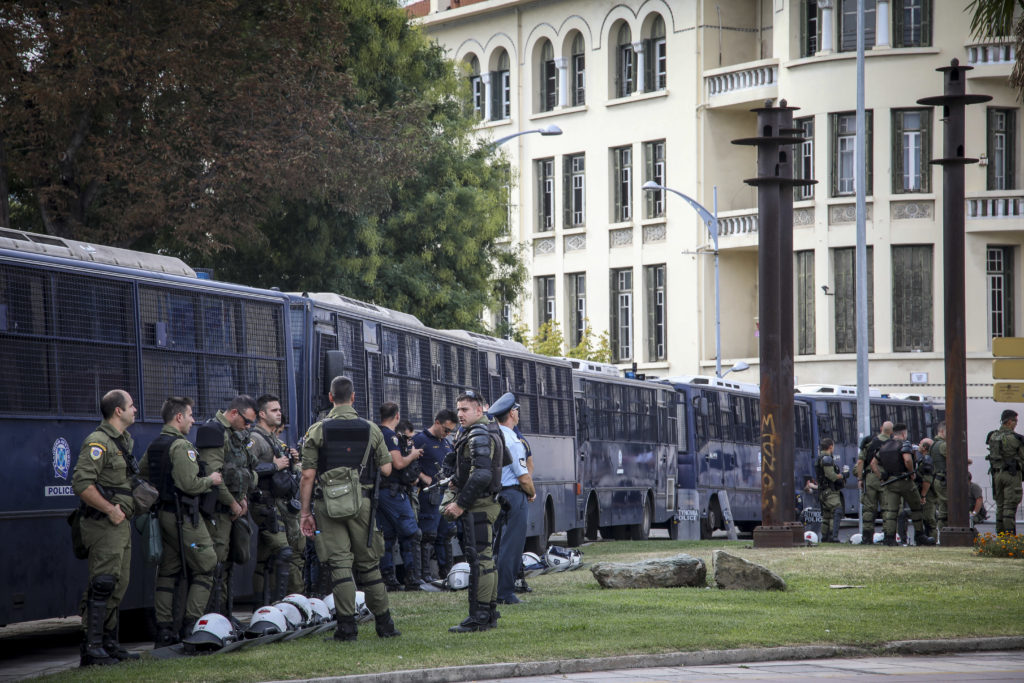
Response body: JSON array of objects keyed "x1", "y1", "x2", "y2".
[
  {"x1": 877, "y1": 438, "x2": 904, "y2": 476},
  {"x1": 252, "y1": 429, "x2": 286, "y2": 494},
  {"x1": 394, "y1": 433, "x2": 422, "y2": 488},
  {"x1": 814, "y1": 453, "x2": 829, "y2": 486},
  {"x1": 931, "y1": 438, "x2": 947, "y2": 473},
  {"x1": 864, "y1": 437, "x2": 885, "y2": 469},
  {"x1": 318, "y1": 418, "x2": 374, "y2": 485},
  {"x1": 196, "y1": 419, "x2": 250, "y2": 497},
  {"x1": 146, "y1": 434, "x2": 185, "y2": 504}
]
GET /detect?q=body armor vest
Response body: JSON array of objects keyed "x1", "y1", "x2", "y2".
[
  {"x1": 253, "y1": 429, "x2": 286, "y2": 493},
  {"x1": 318, "y1": 418, "x2": 373, "y2": 484},
  {"x1": 877, "y1": 438, "x2": 904, "y2": 476},
  {"x1": 147, "y1": 434, "x2": 184, "y2": 504}
]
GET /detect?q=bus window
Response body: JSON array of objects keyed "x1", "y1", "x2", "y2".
[{"x1": 676, "y1": 399, "x2": 689, "y2": 452}]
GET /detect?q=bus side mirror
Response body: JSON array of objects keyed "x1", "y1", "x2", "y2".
[
  {"x1": 692, "y1": 396, "x2": 708, "y2": 416},
  {"x1": 324, "y1": 350, "x2": 347, "y2": 395}
]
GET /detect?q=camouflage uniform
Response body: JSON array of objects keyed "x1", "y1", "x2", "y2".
[{"x1": 986, "y1": 427, "x2": 1024, "y2": 535}]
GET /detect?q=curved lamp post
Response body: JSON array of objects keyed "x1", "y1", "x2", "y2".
[
  {"x1": 490, "y1": 124, "x2": 562, "y2": 148},
  {"x1": 643, "y1": 180, "x2": 743, "y2": 380}
]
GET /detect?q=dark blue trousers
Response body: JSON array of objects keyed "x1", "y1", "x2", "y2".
[
  {"x1": 376, "y1": 486, "x2": 419, "y2": 571},
  {"x1": 494, "y1": 488, "x2": 528, "y2": 601}
]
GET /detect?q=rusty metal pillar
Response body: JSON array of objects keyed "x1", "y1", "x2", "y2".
[
  {"x1": 734, "y1": 101, "x2": 814, "y2": 548},
  {"x1": 918, "y1": 60, "x2": 990, "y2": 547}
]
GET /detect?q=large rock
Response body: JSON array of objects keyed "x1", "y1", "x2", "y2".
[
  {"x1": 590, "y1": 554, "x2": 706, "y2": 589},
  {"x1": 712, "y1": 550, "x2": 786, "y2": 591}
]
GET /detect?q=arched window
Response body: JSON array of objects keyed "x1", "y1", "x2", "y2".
[
  {"x1": 540, "y1": 41, "x2": 556, "y2": 112},
  {"x1": 615, "y1": 24, "x2": 634, "y2": 98},
  {"x1": 571, "y1": 33, "x2": 585, "y2": 106},
  {"x1": 492, "y1": 50, "x2": 510, "y2": 120},
  {"x1": 466, "y1": 56, "x2": 483, "y2": 118},
  {"x1": 645, "y1": 15, "x2": 666, "y2": 91}
]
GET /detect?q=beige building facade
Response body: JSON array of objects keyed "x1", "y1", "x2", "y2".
[{"x1": 416, "y1": 0, "x2": 1024, "y2": 466}]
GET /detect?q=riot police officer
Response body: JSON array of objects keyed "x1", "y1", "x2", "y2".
[
  {"x1": 872, "y1": 423, "x2": 935, "y2": 546},
  {"x1": 814, "y1": 438, "x2": 844, "y2": 543},
  {"x1": 299, "y1": 375, "x2": 399, "y2": 641},
  {"x1": 413, "y1": 409, "x2": 458, "y2": 582},
  {"x1": 443, "y1": 390, "x2": 507, "y2": 632},
  {"x1": 139, "y1": 397, "x2": 221, "y2": 647},
  {"x1": 855, "y1": 421, "x2": 891, "y2": 543},
  {"x1": 249, "y1": 394, "x2": 296, "y2": 604},
  {"x1": 986, "y1": 409, "x2": 1024, "y2": 535},
  {"x1": 196, "y1": 395, "x2": 258, "y2": 617},
  {"x1": 931, "y1": 422, "x2": 949, "y2": 528},
  {"x1": 71, "y1": 390, "x2": 139, "y2": 666}
]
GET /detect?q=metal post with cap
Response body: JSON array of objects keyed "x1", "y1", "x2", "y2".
[{"x1": 917, "y1": 59, "x2": 990, "y2": 547}]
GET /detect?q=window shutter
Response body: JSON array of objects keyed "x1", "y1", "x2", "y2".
[
  {"x1": 866, "y1": 111, "x2": 874, "y2": 197},
  {"x1": 608, "y1": 273, "x2": 618, "y2": 357},
  {"x1": 643, "y1": 142, "x2": 655, "y2": 218},
  {"x1": 922, "y1": 0, "x2": 932, "y2": 47},
  {"x1": 830, "y1": 114, "x2": 839, "y2": 197},
  {"x1": 612, "y1": 150, "x2": 622, "y2": 221},
  {"x1": 643, "y1": 39, "x2": 654, "y2": 91},
  {"x1": 987, "y1": 108, "x2": 997, "y2": 190},
  {"x1": 535, "y1": 162, "x2": 545, "y2": 230},
  {"x1": 921, "y1": 108, "x2": 932, "y2": 192},
  {"x1": 892, "y1": 111, "x2": 905, "y2": 193},
  {"x1": 563, "y1": 158, "x2": 572, "y2": 227},
  {"x1": 490, "y1": 71, "x2": 501, "y2": 121},
  {"x1": 645, "y1": 266, "x2": 656, "y2": 361},
  {"x1": 1008, "y1": 110, "x2": 1017, "y2": 189}
]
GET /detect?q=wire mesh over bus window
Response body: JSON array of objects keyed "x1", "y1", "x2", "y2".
[{"x1": 0, "y1": 264, "x2": 56, "y2": 414}]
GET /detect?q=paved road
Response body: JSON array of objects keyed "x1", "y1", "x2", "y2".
[{"x1": 481, "y1": 651, "x2": 1024, "y2": 683}]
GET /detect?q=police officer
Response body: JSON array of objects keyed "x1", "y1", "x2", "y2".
[
  {"x1": 931, "y1": 421, "x2": 949, "y2": 528},
  {"x1": 490, "y1": 393, "x2": 536, "y2": 604},
  {"x1": 872, "y1": 423, "x2": 935, "y2": 546},
  {"x1": 273, "y1": 422, "x2": 306, "y2": 594},
  {"x1": 375, "y1": 402, "x2": 427, "y2": 590},
  {"x1": 443, "y1": 390, "x2": 506, "y2": 632},
  {"x1": 139, "y1": 397, "x2": 221, "y2": 647},
  {"x1": 71, "y1": 390, "x2": 139, "y2": 666},
  {"x1": 969, "y1": 472, "x2": 988, "y2": 526},
  {"x1": 855, "y1": 421, "x2": 892, "y2": 543},
  {"x1": 248, "y1": 394, "x2": 295, "y2": 604},
  {"x1": 413, "y1": 409, "x2": 458, "y2": 582},
  {"x1": 299, "y1": 375, "x2": 399, "y2": 641},
  {"x1": 196, "y1": 395, "x2": 258, "y2": 617},
  {"x1": 985, "y1": 409, "x2": 1024, "y2": 535},
  {"x1": 814, "y1": 438, "x2": 843, "y2": 543},
  {"x1": 897, "y1": 438, "x2": 938, "y2": 544}
]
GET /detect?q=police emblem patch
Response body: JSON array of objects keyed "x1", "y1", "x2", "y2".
[
  {"x1": 247, "y1": 439, "x2": 255, "y2": 450},
  {"x1": 52, "y1": 438, "x2": 71, "y2": 479},
  {"x1": 519, "y1": 457, "x2": 527, "y2": 468},
  {"x1": 187, "y1": 449, "x2": 197, "y2": 462},
  {"x1": 391, "y1": 437, "x2": 398, "y2": 447},
  {"x1": 89, "y1": 445, "x2": 104, "y2": 460}
]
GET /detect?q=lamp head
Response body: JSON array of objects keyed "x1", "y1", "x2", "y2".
[{"x1": 539, "y1": 125, "x2": 562, "y2": 136}]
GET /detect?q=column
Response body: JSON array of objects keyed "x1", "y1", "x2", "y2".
[
  {"x1": 819, "y1": 0, "x2": 834, "y2": 54},
  {"x1": 633, "y1": 41, "x2": 645, "y2": 94},
  {"x1": 875, "y1": 0, "x2": 890, "y2": 48},
  {"x1": 555, "y1": 58, "x2": 568, "y2": 108},
  {"x1": 481, "y1": 72, "x2": 492, "y2": 121}
]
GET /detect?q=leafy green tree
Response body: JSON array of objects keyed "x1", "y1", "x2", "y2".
[{"x1": 530, "y1": 320, "x2": 566, "y2": 357}]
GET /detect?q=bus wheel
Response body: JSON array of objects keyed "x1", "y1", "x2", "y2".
[
  {"x1": 707, "y1": 500, "x2": 722, "y2": 532},
  {"x1": 584, "y1": 498, "x2": 600, "y2": 541},
  {"x1": 628, "y1": 496, "x2": 652, "y2": 541}
]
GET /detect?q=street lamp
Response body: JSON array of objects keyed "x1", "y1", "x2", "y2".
[
  {"x1": 490, "y1": 124, "x2": 562, "y2": 148},
  {"x1": 722, "y1": 360, "x2": 750, "y2": 378},
  {"x1": 643, "y1": 180, "x2": 738, "y2": 380}
]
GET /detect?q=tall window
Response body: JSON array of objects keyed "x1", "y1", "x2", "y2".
[
  {"x1": 535, "y1": 158, "x2": 554, "y2": 231},
  {"x1": 796, "y1": 250, "x2": 816, "y2": 355},
  {"x1": 643, "y1": 140, "x2": 666, "y2": 218},
  {"x1": 567, "y1": 273, "x2": 587, "y2": 347},
  {"x1": 563, "y1": 153, "x2": 586, "y2": 227},
  {"x1": 833, "y1": 246, "x2": 874, "y2": 353},
  {"x1": 645, "y1": 264, "x2": 666, "y2": 361},
  {"x1": 616, "y1": 24, "x2": 634, "y2": 98},
  {"x1": 491, "y1": 51, "x2": 510, "y2": 121},
  {"x1": 831, "y1": 111, "x2": 873, "y2": 197},
  {"x1": 571, "y1": 33, "x2": 586, "y2": 106},
  {"x1": 892, "y1": 108, "x2": 931, "y2": 193},
  {"x1": 467, "y1": 56, "x2": 483, "y2": 118},
  {"x1": 801, "y1": 1, "x2": 819, "y2": 57},
  {"x1": 496, "y1": 301, "x2": 512, "y2": 340},
  {"x1": 794, "y1": 117, "x2": 814, "y2": 200},
  {"x1": 644, "y1": 15, "x2": 667, "y2": 91},
  {"x1": 612, "y1": 146, "x2": 632, "y2": 222},
  {"x1": 988, "y1": 108, "x2": 1017, "y2": 190},
  {"x1": 891, "y1": 245, "x2": 933, "y2": 351},
  {"x1": 839, "y1": 0, "x2": 876, "y2": 52},
  {"x1": 988, "y1": 246, "x2": 1015, "y2": 339},
  {"x1": 893, "y1": 0, "x2": 931, "y2": 48},
  {"x1": 540, "y1": 41, "x2": 557, "y2": 112},
  {"x1": 535, "y1": 276, "x2": 555, "y2": 327},
  {"x1": 610, "y1": 268, "x2": 633, "y2": 361}
]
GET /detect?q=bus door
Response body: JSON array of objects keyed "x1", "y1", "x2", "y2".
[
  {"x1": 362, "y1": 321, "x2": 382, "y2": 416},
  {"x1": 695, "y1": 389, "x2": 723, "y2": 491}
]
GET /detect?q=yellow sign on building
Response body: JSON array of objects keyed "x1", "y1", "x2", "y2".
[
  {"x1": 993, "y1": 337, "x2": 1024, "y2": 358},
  {"x1": 993, "y1": 383, "x2": 1024, "y2": 403},
  {"x1": 993, "y1": 339, "x2": 1024, "y2": 401}
]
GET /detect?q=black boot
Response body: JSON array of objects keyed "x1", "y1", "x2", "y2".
[
  {"x1": 273, "y1": 547, "x2": 293, "y2": 603},
  {"x1": 382, "y1": 566, "x2": 403, "y2": 592},
  {"x1": 103, "y1": 624, "x2": 140, "y2": 661},
  {"x1": 180, "y1": 617, "x2": 197, "y2": 643},
  {"x1": 859, "y1": 533, "x2": 873, "y2": 544},
  {"x1": 421, "y1": 534, "x2": 437, "y2": 582},
  {"x1": 449, "y1": 609, "x2": 493, "y2": 633},
  {"x1": 332, "y1": 615, "x2": 358, "y2": 642},
  {"x1": 80, "y1": 576, "x2": 117, "y2": 667},
  {"x1": 882, "y1": 533, "x2": 897, "y2": 546},
  {"x1": 489, "y1": 601, "x2": 500, "y2": 628},
  {"x1": 374, "y1": 610, "x2": 400, "y2": 638},
  {"x1": 914, "y1": 527, "x2": 936, "y2": 546},
  {"x1": 154, "y1": 623, "x2": 178, "y2": 649}
]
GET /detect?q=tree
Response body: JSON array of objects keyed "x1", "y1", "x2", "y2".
[
  {"x1": 530, "y1": 321, "x2": 566, "y2": 357},
  {"x1": 0, "y1": 0, "x2": 422, "y2": 249},
  {"x1": 967, "y1": 0, "x2": 1024, "y2": 98}
]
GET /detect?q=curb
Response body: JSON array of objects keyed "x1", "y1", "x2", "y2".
[{"x1": 269, "y1": 636, "x2": 1024, "y2": 683}]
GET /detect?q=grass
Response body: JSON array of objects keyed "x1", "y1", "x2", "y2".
[{"x1": 45, "y1": 540, "x2": 1024, "y2": 682}]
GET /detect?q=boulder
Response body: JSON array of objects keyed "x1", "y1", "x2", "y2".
[
  {"x1": 712, "y1": 550, "x2": 786, "y2": 591},
  {"x1": 590, "y1": 554, "x2": 706, "y2": 589}
]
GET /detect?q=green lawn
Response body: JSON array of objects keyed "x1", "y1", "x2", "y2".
[{"x1": 47, "y1": 540, "x2": 1024, "y2": 682}]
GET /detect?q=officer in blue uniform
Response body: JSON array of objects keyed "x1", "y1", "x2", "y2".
[
  {"x1": 489, "y1": 393, "x2": 535, "y2": 605},
  {"x1": 376, "y1": 402, "x2": 427, "y2": 590},
  {"x1": 413, "y1": 409, "x2": 458, "y2": 582}
]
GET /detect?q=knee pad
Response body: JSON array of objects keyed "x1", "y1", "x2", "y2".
[
  {"x1": 277, "y1": 546, "x2": 294, "y2": 563},
  {"x1": 91, "y1": 574, "x2": 116, "y2": 598}
]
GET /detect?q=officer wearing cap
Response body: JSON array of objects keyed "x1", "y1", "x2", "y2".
[
  {"x1": 986, "y1": 409, "x2": 1024, "y2": 535},
  {"x1": 490, "y1": 393, "x2": 535, "y2": 604},
  {"x1": 71, "y1": 389, "x2": 138, "y2": 666}
]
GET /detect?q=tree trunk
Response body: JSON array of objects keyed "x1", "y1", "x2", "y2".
[{"x1": 0, "y1": 134, "x2": 9, "y2": 228}]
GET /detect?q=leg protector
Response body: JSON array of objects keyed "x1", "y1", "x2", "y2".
[
  {"x1": 374, "y1": 610, "x2": 401, "y2": 638},
  {"x1": 81, "y1": 575, "x2": 117, "y2": 667},
  {"x1": 403, "y1": 531, "x2": 423, "y2": 588},
  {"x1": 333, "y1": 615, "x2": 358, "y2": 642},
  {"x1": 273, "y1": 547, "x2": 293, "y2": 603},
  {"x1": 154, "y1": 622, "x2": 177, "y2": 649},
  {"x1": 381, "y1": 565, "x2": 402, "y2": 592},
  {"x1": 831, "y1": 508, "x2": 843, "y2": 542},
  {"x1": 103, "y1": 622, "x2": 139, "y2": 661},
  {"x1": 205, "y1": 562, "x2": 224, "y2": 616},
  {"x1": 420, "y1": 533, "x2": 437, "y2": 581}
]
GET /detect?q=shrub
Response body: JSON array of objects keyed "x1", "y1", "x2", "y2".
[{"x1": 974, "y1": 531, "x2": 1024, "y2": 558}]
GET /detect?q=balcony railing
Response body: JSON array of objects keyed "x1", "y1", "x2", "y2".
[
  {"x1": 718, "y1": 210, "x2": 758, "y2": 237},
  {"x1": 966, "y1": 41, "x2": 1016, "y2": 66},
  {"x1": 967, "y1": 193, "x2": 1024, "y2": 219},
  {"x1": 705, "y1": 60, "x2": 779, "y2": 100}
]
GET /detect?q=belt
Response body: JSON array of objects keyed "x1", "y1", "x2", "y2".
[{"x1": 501, "y1": 485, "x2": 525, "y2": 494}]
